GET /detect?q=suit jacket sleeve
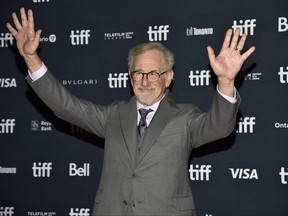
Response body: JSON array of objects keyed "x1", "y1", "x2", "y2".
[
  {"x1": 188, "y1": 91, "x2": 241, "y2": 148},
  {"x1": 26, "y1": 70, "x2": 109, "y2": 138}
]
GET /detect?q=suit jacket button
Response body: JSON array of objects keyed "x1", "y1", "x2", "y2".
[{"x1": 123, "y1": 200, "x2": 128, "y2": 205}]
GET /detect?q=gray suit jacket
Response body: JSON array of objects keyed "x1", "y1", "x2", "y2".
[{"x1": 27, "y1": 70, "x2": 240, "y2": 216}]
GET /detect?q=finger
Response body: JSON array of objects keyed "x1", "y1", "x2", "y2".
[
  {"x1": 241, "y1": 46, "x2": 256, "y2": 61},
  {"x1": 27, "y1": 9, "x2": 35, "y2": 30},
  {"x1": 34, "y1": 29, "x2": 42, "y2": 42},
  {"x1": 207, "y1": 46, "x2": 216, "y2": 64},
  {"x1": 6, "y1": 23, "x2": 18, "y2": 37},
  {"x1": 20, "y1": 7, "x2": 28, "y2": 27},
  {"x1": 221, "y1": 29, "x2": 233, "y2": 49},
  {"x1": 12, "y1": 12, "x2": 22, "y2": 30},
  {"x1": 230, "y1": 28, "x2": 241, "y2": 50},
  {"x1": 236, "y1": 33, "x2": 247, "y2": 51}
]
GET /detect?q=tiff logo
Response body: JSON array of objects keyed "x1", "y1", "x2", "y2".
[
  {"x1": 69, "y1": 163, "x2": 90, "y2": 176},
  {"x1": 108, "y1": 73, "x2": 129, "y2": 88},
  {"x1": 189, "y1": 70, "x2": 210, "y2": 86},
  {"x1": 278, "y1": 66, "x2": 288, "y2": 83},
  {"x1": 0, "y1": 33, "x2": 14, "y2": 48},
  {"x1": 70, "y1": 30, "x2": 90, "y2": 45},
  {"x1": 236, "y1": 117, "x2": 256, "y2": 133},
  {"x1": 69, "y1": 208, "x2": 90, "y2": 216},
  {"x1": 32, "y1": 162, "x2": 52, "y2": 177},
  {"x1": 279, "y1": 167, "x2": 288, "y2": 184},
  {"x1": 278, "y1": 17, "x2": 288, "y2": 32},
  {"x1": 189, "y1": 164, "x2": 211, "y2": 181},
  {"x1": 147, "y1": 25, "x2": 169, "y2": 41},
  {"x1": 0, "y1": 119, "x2": 16, "y2": 134},
  {"x1": 232, "y1": 19, "x2": 256, "y2": 35},
  {"x1": 0, "y1": 207, "x2": 14, "y2": 216}
]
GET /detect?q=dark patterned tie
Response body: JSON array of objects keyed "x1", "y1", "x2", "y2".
[{"x1": 138, "y1": 108, "x2": 153, "y2": 137}]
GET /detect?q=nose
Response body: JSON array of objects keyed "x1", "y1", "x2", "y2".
[{"x1": 141, "y1": 74, "x2": 150, "y2": 86}]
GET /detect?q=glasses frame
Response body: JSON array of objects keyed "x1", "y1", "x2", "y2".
[{"x1": 129, "y1": 69, "x2": 170, "y2": 82}]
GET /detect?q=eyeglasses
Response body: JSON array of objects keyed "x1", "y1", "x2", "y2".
[{"x1": 130, "y1": 69, "x2": 170, "y2": 82}]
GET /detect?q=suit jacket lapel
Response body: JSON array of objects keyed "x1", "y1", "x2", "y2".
[
  {"x1": 136, "y1": 91, "x2": 179, "y2": 167},
  {"x1": 119, "y1": 96, "x2": 138, "y2": 166}
]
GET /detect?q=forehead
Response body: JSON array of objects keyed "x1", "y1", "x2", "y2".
[{"x1": 133, "y1": 50, "x2": 165, "y2": 70}]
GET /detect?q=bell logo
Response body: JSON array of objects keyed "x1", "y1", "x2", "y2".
[
  {"x1": 69, "y1": 163, "x2": 90, "y2": 176},
  {"x1": 278, "y1": 17, "x2": 288, "y2": 32},
  {"x1": 229, "y1": 168, "x2": 259, "y2": 179}
]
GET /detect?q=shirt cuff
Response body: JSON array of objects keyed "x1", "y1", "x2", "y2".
[
  {"x1": 28, "y1": 62, "x2": 47, "y2": 82},
  {"x1": 216, "y1": 85, "x2": 237, "y2": 104}
]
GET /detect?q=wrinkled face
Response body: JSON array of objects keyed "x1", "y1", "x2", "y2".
[{"x1": 129, "y1": 50, "x2": 174, "y2": 106}]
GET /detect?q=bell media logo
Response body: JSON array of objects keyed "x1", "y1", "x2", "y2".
[
  {"x1": 147, "y1": 25, "x2": 169, "y2": 41},
  {"x1": 232, "y1": 19, "x2": 256, "y2": 35},
  {"x1": 69, "y1": 163, "x2": 90, "y2": 177}
]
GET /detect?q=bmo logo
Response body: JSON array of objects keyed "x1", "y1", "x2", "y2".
[{"x1": 69, "y1": 163, "x2": 90, "y2": 177}]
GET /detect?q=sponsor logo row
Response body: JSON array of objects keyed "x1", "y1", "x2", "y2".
[
  {"x1": 1, "y1": 164, "x2": 287, "y2": 184},
  {"x1": 0, "y1": 207, "x2": 90, "y2": 216},
  {"x1": 0, "y1": 117, "x2": 259, "y2": 134},
  {"x1": 1, "y1": 17, "x2": 288, "y2": 48},
  {"x1": 1, "y1": 66, "x2": 288, "y2": 90},
  {"x1": 189, "y1": 165, "x2": 288, "y2": 184}
]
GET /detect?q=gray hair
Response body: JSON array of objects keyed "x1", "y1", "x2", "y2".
[{"x1": 128, "y1": 42, "x2": 174, "y2": 71}]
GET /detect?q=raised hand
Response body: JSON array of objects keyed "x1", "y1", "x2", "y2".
[
  {"x1": 6, "y1": 8, "x2": 42, "y2": 72},
  {"x1": 207, "y1": 28, "x2": 256, "y2": 96}
]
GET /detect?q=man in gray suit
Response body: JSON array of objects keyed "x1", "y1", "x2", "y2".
[{"x1": 7, "y1": 8, "x2": 255, "y2": 216}]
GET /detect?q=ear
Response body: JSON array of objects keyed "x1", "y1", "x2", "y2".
[{"x1": 165, "y1": 70, "x2": 174, "y2": 88}]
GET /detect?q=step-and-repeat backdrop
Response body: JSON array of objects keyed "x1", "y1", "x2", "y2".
[{"x1": 1, "y1": 0, "x2": 287, "y2": 215}]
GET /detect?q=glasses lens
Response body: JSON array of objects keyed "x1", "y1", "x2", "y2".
[{"x1": 148, "y1": 72, "x2": 159, "y2": 81}]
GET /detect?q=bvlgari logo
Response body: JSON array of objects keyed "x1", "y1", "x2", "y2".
[{"x1": 62, "y1": 79, "x2": 98, "y2": 86}]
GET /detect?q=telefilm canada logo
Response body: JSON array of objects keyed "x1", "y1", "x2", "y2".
[
  {"x1": 104, "y1": 32, "x2": 134, "y2": 40},
  {"x1": 27, "y1": 211, "x2": 56, "y2": 216}
]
